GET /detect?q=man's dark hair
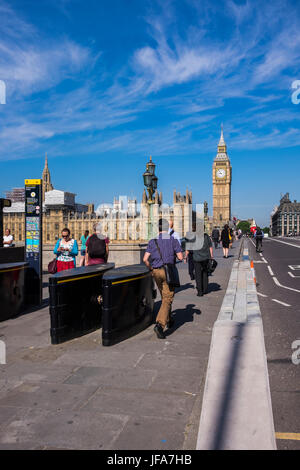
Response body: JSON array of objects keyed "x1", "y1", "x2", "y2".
[
  {"x1": 158, "y1": 218, "x2": 169, "y2": 232},
  {"x1": 62, "y1": 227, "x2": 70, "y2": 235}
]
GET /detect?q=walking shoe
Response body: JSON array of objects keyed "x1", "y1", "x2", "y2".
[{"x1": 154, "y1": 323, "x2": 166, "y2": 339}]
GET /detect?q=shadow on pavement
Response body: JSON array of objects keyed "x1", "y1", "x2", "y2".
[
  {"x1": 207, "y1": 282, "x2": 221, "y2": 293},
  {"x1": 165, "y1": 303, "x2": 201, "y2": 336},
  {"x1": 176, "y1": 282, "x2": 194, "y2": 292}
]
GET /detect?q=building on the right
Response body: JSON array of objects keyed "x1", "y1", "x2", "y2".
[{"x1": 270, "y1": 193, "x2": 300, "y2": 236}]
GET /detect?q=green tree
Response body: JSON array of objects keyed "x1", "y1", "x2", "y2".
[
  {"x1": 237, "y1": 221, "x2": 251, "y2": 233},
  {"x1": 262, "y1": 227, "x2": 270, "y2": 234}
]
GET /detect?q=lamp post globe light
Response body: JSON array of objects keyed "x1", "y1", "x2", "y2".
[{"x1": 143, "y1": 156, "x2": 158, "y2": 239}]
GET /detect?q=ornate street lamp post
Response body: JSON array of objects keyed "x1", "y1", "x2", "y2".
[{"x1": 143, "y1": 156, "x2": 158, "y2": 239}]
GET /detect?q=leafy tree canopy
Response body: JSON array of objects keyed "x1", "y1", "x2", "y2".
[{"x1": 237, "y1": 221, "x2": 251, "y2": 233}]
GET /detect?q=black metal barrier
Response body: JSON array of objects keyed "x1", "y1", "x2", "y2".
[
  {"x1": 0, "y1": 262, "x2": 28, "y2": 321},
  {"x1": 102, "y1": 265, "x2": 155, "y2": 346},
  {"x1": 49, "y1": 263, "x2": 115, "y2": 344},
  {"x1": 0, "y1": 246, "x2": 25, "y2": 264}
]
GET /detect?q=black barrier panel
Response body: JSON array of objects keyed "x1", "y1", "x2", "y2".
[
  {"x1": 0, "y1": 247, "x2": 25, "y2": 264},
  {"x1": 102, "y1": 264, "x2": 155, "y2": 346},
  {"x1": 49, "y1": 263, "x2": 115, "y2": 344},
  {"x1": 0, "y1": 262, "x2": 27, "y2": 321}
]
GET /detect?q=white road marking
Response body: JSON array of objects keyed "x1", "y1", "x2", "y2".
[
  {"x1": 271, "y1": 299, "x2": 291, "y2": 307},
  {"x1": 288, "y1": 271, "x2": 300, "y2": 278},
  {"x1": 267, "y1": 265, "x2": 274, "y2": 276},
  {"x1": 288, "y1": 265, "x2": 300, "y2": 270},
  {"x1": 254, "y1": 260, "x2": 267, "y2": 264},
  {"x1": 273, "y1": 276, "x2": 300, "y2": 293},
  {"x1": 269, "y1": 239, "x2": 300, "y2": 249},
  {"x1": 261, "y1": 257, "x2": 268, "y2": 263},
  {"x1": 257, "y1": 292, "x2": 268, "y2": 297}
]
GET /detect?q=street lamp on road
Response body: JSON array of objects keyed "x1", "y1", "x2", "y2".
[{"x1": 143, "y1": 156, "x2": 158, "y2": 239}]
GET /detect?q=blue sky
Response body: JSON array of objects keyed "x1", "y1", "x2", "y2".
[{"x1": 0, "y1": 0, "x2": 300, "y2": 227}]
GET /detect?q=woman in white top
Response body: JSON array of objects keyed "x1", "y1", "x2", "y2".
[{"x1": 3, "y1": 229, "x2": 14, "y2": 247}]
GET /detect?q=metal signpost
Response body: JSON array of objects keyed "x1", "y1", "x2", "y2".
[{"x1": 24, "y1": 179, "x2": 43, "y2": 305}]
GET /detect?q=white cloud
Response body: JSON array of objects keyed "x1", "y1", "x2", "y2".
[{"x1": 0, "y1": 2, "x2": 92, "y2": 97}]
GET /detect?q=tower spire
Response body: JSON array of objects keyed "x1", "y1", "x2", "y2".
[
  {"x1": 219, "y1": 123, "x2": 226, "y2": 147},
  {"x1": 42, "y1": 152, "x2": 53, "y2": 201}
]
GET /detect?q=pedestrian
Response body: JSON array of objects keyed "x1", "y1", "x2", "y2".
[
  {"x1": 143, "y1": 218, "x2": 183, "y2": 339},
  {"x1": 211, "y1": 226, "x2": 220, "y2": 249},
  {"x1": 221, "y1": 224, "x2": 230, "y2": 258},
  {"x1": 3, "y1": 228, "x2": 14, "y2": 247},
  {"x1": 182, "y1": 223, "x2": 197, "y2": 281},
  {"x1": 168, "y1": 220, "x2": 182, "y2": 246},
  {"x1": 85, "y1": 224, "x2": 109, "y2": 266},
  {"x1": 254, "y1": 227, "x2": 264, "y2": 252},
  {"x1": 186, "y1": 232, "x2": 213, "y2": 297},
  {"x1": 79, "y1": 230, "x2": 89, "y2": 267},
  {"x1": 229, "y1": 227, "x2": 234, "y2": 249},
  {"x1": 53, "y1": 228, "x2": 78, "y2": 272}
]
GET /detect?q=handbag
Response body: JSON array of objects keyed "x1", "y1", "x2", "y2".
[
  {"x1": 48, "y1": 258, "x2": 57, "y2": 274},
  {"x1": 207, "y1": 258, "x2": 218, "y2": 274},
  {"x1": 48, "y1": 239, "x2": 61, "y2": 274},
  {"x1": 154, "y1": 239, "x2": 180, "y2": 288}
]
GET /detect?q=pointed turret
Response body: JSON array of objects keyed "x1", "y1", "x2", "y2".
[
  {"x1": 42, "y1": 152, "x2": 53, "y2": 201},
  {"x1": 215, "y1": 125, "x2": 229, "y2": 161},
  {"x1": 159, "y1": 191, "x2": 162, "y2": 205}
]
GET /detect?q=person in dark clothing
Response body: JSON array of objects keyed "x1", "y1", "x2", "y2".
[
  {"x1": 187, "y1": 251, "x2": 195, "y2": 280},
  {"x1": 182, "y1": 226, "x2": 196, "y2": 281},
  {"x1": 211, "y1": 227, "x2": 220, "y2": 249},
  {"x1": 254, "y1": 227, "x2": 264, "y2": 252},
  {"x1": 185, "y1": 233, "x2": 213, "y2": 296},
  {"x1": 221, "y1": 224, "x2": 230, "y2": 258}
]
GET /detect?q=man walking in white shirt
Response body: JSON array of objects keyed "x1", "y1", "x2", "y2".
[{"x1": 168, "y1": 220, "x2": 182, "y2": 246}]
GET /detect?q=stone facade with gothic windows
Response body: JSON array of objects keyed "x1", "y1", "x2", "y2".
[{"x1": 3, "y1": 154, "x2": 197, "y2": 245}]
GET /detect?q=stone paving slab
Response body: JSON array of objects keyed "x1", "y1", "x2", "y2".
[
  {"x1": 80, "y1": 387, "x2": 196, "y2": 420},
  {"x1": 64, "y1": 366, "x2": 157, "y2": 389},
  {"x1": 0, "y1": 408, "x2": 128, "y2": 450}
]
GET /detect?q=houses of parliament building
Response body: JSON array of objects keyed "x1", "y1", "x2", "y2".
[{"x1": 2, "y1": 129, "x2": 232, "y2": 244}]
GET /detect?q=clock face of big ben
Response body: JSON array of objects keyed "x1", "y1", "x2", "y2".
[{"x1": 216, "y1": 168, "x2": 226, "y2": 179}]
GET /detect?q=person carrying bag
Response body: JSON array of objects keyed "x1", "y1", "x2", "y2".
[
  {"x1": 143, "y1": 218, "x2": 183, "y2": 339},
  {"x1": 186, "y1": 232, "x2": 214, "y2": 297},
  {"x1": 154, "y1": 239, "x2": 180, "y2": 288}
]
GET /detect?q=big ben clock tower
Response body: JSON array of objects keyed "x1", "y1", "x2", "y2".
[{"x1": 212, "y1": 127, "x2": 232, "y2": 227}]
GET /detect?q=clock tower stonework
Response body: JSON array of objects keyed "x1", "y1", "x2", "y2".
[{"x1": 212, "y1": 128, "x2": 232, "y2": 227}]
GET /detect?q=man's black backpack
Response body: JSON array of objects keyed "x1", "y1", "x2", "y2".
[
  {"x1": 88, "y1": 234, "x2": 106, "y2": 259},
  {"x1": 256, "y1": 229, "x2": 263, "y2": 239}
]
